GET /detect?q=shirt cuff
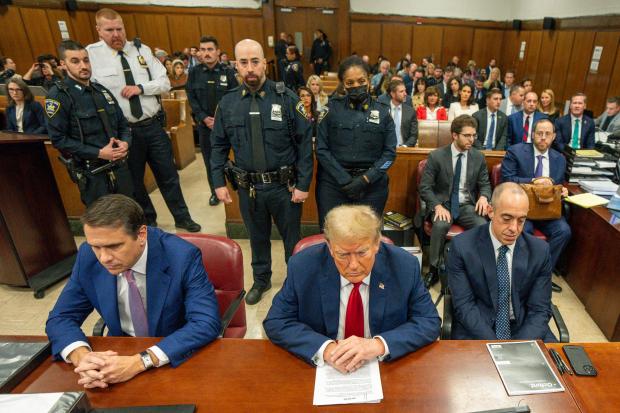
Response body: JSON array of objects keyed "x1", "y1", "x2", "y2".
[
  {"x1": 149, "y1": 346, "x2": 169, "y2": 367},
  {"x1": 374, "y1": 336, "x2": 390, "y2": 361},
  {"x1": 312, "y1": 340, "x2": 335, "y2": 367},
  {"x1": 60, "y1": 341, "x2": 91, "y2": 363}
]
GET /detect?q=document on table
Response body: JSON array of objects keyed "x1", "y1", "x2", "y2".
[
  {"x1": 565, "y1": 192, "x2": 609, "y2": 208},
  {"x1": 313, "y1": 359, "x2": 383, "y2": 405}
]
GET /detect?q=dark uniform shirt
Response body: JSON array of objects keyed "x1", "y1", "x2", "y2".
[
  {"x1": 283, "y1": 60, "x2": 304, "y2": 92},
  {"x1": 316, "y1": 96, "x2": 397, "y2": 186},
  {"x1": 211, "y1": 79, "x2": 313, "y2": 191},
  {"x1": 186, "y1": 62, "x2": 238, "y2": 122},
  {"x1": 310, "y1": 39, "x2": 331, "y2": 63},
  {"x1": 45, "y1": 76, "x2": 130, "y2": 160}
]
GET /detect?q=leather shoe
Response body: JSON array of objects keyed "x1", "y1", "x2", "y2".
[
  {"x1": 552, "y1": 282, "x2": 562, "y2": 293},
  {"x1": 209, "y1": 195, "x2": 220, "y2": 206},
  {"x1": 424, "y1": 270, "x2": 439, "y2": 290},
  {"x1": 245, "y1": 282, "x2": 272, "y2": 305},
  {"x1": 175, "y1": 219, "x2": 201, "y2": 233}
]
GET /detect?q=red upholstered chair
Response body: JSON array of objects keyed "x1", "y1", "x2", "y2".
[{"x1": 292, "y1": 233, "x2": 394, "y2": 256}]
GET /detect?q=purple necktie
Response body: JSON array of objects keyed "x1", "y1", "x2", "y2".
[
  {"x1": 534, "y1": 155, "x2": 544, "y2": 178},
  {"x1": 123, "y1": 270, "x2": 149, "y2": 336}
]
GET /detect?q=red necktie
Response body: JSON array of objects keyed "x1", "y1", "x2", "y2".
[
  {"x1": 522, "y1": 115, "x2": 530, "y2": 142},
  {"x1": 344, "y1": 282, "x2": 364, "y2": 339}
]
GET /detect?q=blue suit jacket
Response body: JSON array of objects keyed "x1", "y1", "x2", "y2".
[
  {"x1": 46, "y1": 227, "x2": 221, "y2": 367},
  {"x1": 447, "y1": 224, "x2": 555, "y2": 341},
  {"x1": 553, "y1": 114, "x2": 595, "y2": 151},
  {"x1": 501, "y1": 143, "x2": 566, "y2": 184},
  {"x1": 507, "y1": 110, "x2": 548, "y2": 146},
  {"x1": 263, "y1": 243, "x2": 440, "y2": 364},
  {"x1": 6, "y1": 101, "x2": 47, "y2": 134}
]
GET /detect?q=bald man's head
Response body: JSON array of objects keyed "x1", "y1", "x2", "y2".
[{"x1": 235, "y1": 39, "x2": 267, "y2": 90}]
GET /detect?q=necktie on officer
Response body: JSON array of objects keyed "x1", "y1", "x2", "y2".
[
  {"x1": 450, "y1": 153, "x2": 463, "y2": 220},
  {"x1": 534, "y1": 155, "x2": 544, "y2": 178},
  {"x1": 572, "y1": 118, "x2": 580, "y2": 149},
  {"x1": 522, "y1": 115, "x2": 530, "y2": 142},
  {"x1": 486, "y1": 113, "x2": 496, "y2": 150},
  {"x1": 344, "y1": 282, "x2": 364, "y2": 339},
  {"x1": 118, "y1": 50, "x2": 144, "y2": 119},
  {"x1": 495, "y1": 245, "x2": 511, "y2": 340},
  {"x1": 250, "y1": 92, "x2": 267, "y2": 172},
  {"x1": 123, "y1": 270, "x2": 149, "y2": 337}
]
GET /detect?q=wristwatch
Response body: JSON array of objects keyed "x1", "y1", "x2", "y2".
[{"x1": 139, "y1": 351, "x2": 155, "y2": 370}]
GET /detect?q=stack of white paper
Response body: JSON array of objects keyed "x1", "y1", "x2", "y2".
[
  {"x1": 579, "y1": 179, "x2": 619, "y2": 196},
  {"x1": 313, "y1": 359, "x2": 383, "y2": 406}
]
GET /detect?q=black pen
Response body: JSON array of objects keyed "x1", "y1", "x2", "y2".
[
  {"x1": 550, "y1": 349, "x2": 565, "y2": 375},
  {"x1": 558, "y1": 354, "x2": 573, "y2": 375}
]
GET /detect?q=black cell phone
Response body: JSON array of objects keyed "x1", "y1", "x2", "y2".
[{"x1": 563, "y1": 345, "x2": 597, "y2": 376}]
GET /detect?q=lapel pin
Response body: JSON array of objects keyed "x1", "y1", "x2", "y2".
[{"x1": 378, "y1": 282, "x2": 385, "y2": 290}]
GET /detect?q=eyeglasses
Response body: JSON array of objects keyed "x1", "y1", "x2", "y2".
[
  {"x1": 534, "y1": 131, "x2": 554, "y2": 138},
  {"x1": 459, "y1": 133, "x2": 477, "y2": 139}
]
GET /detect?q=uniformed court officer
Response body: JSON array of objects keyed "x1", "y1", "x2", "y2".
[
  {"x1": 316, "y1": 55, "x2": 397, "y2": 228},
  {"x1": 186, "y1": 35, "x2": 238, "y2": 206},
  {"x1": 86, "y1": 8, "x2": 200, "y2": 232},
  {"x1": 211, "y1": 39, "x2": 313, "y2": 305},
  {"x1": 283, "y1": 45, "x2": 304, "y2": 92},
  {"x1": 46, "y1": 40, "x2": 134, "y2": 207}
]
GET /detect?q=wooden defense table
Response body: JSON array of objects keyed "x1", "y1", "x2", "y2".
[{"x1": 11, "y1": 337, "x2": 580, "y2": 412}]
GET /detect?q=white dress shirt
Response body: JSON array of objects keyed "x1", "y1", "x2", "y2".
[
  {"x1": 312, "y1": 274, "x2": 390, "y2": 366},
  {"x1": 488, "y1": 226, "x2": 515, "y2": 319},
  {"x1": 15, "y1": 103, "x2": 24, "y2": 132},
  {"x1": 426, "y1": 106, "x2": 440, "y2": 120},
  {"x1": 86, "y1": 40, "x2": 171, "y2": 123},
  {"x1": 522, "y1": 112, "x2": 534, "y2": 143},
  {"x1": 451, "y1": 143, "x2": 470, "y2": 204},
  {"x1": 448, "y1": 102, "x2": 479, "y2": 121},
  {"x1": 60, "y1": 240, "x2": 169, "y2": 367},
  {"x1": 533, "y1": 146, "x2": 550, "y2": 178},
  {"x1": 390, "y1": 101, "x2": 403, "y2": 145}
]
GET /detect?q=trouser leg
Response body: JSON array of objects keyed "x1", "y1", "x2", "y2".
[
  {"x1": 238, "y1": 186, "x2": 273, "y2": 287},
  {"x1": 429, "y1": 217, "x2": 452, "y2": 268},
  {"x1": 128, "y1": 128, "x2": 156, "y2": 222},
  {"x1": 267, "y1": 184, "x2": 302, "y2": 263},
  {"x1": 198, "y1": 124, "x2": 215, "y2": 196},
  {"x1": 316, "y1": 175, "x2": 349, "y2": 230}
]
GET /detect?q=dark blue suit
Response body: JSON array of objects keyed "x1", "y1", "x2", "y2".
[
  {"x1": 501, "y1": 143, "x2": 571, "y2": 269},
  {"x1": 507, "y1": 110, "x2": 548, "y2": 146},
  {"x1": 553, "y1": 114, "x2": 595, "y2": 151},
  {"x1": 46, "y1": 227, "x2": 221, "y2": 367},
  {"x1": 447, "y1": 224, "x2": 556, "y2": 342},
  {"x1": 263, "y1": 243, "x2": 440, "y2": 364},
  {"x1": 6, "y1": 101, "x2": 47, "y2": 134}
]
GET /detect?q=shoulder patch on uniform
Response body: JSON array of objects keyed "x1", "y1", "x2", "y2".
[
  {"x1": 45, "y1": 99, "x2": 61, "y2": 118},
  {"x1": 317, "y1": 106, "x2": 329, "y2": 124},
  {"x1": 296, "y1": 101, "x2": 307, "y2": 117}
]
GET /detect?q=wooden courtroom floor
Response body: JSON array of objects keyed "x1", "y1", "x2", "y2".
[{"x1": 0, "y1": 153, "x2": 609, "y2": 342}]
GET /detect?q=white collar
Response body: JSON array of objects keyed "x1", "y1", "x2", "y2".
[
  {"x1": 451, "y1": 142, "x2": 467, "y2": 157},
  {"x1": 340, "y1": 273, "x2": 371, "y2": 288},
  {"x1": 488, "y1": 224, "x2": 516, "y2": 254},
  {"x1": 487, "y1": 109, "x2": 498, "y2": 116},
  {"x1": 533, "y1": 146, "x2": 549, "y2": 158},
  {"x1": 571, "y1": 114, "x2": 583, "y2": 122},
  {"x1": 127, "y1": 239, "x2": 148, "y2": 275},
  {"x1": 390, "y1": 100, "x2": 401, "y2": 110}
]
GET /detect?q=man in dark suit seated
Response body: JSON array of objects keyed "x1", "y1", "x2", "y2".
[
  {"x1": 501, "y1": 118, "x2": 571, "y2": 280},
  {"x1": 507, "y1": 91, "x2": 547, "y2": 146},
  {"x1": 554, "y1": 93, "x2": 595, "y2": 151},
  {"x1": 473, "y1": 76, "x2": 487, "y2": 109},
  {"x1": 419, "y1": 115, "x2": 492, "y2": 288},
  {"x1": 473, "y1": 88, "x2": 508, "y2": 150},
  {"x1": 46, "y1": 195, "x2": 221, "y2": 388},
  {"x1": 264, "y1": 205, "x2": 440, "y2": 373},
  {"x1": 595, "y1": 96, "x2": 620, "y2": 135},
  {"x1": 447, "y1": 182, "x2": 557, "y2": 342},
  {"x1": 383, "y1": 79, "x2": 418, "y2": 147}
]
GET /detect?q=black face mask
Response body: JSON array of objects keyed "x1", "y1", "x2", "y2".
[{"x1": 345, "y1": 85, "x2": 369, "y2": 104}]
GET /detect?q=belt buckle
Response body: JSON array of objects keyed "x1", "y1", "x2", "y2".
[{"x1": 261, "y1": 173, "x2": 272, "y2": 184}]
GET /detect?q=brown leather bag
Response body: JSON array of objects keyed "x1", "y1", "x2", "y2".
[{"x1": 520, "y1": 183, "x2": 563, "y2": 220}]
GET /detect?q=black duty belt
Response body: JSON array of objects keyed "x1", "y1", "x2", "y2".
[
  {"x1": 129, "y1": 116, "x2": 157, "y2": 128},
  {"x1": 344, "y1": 167, "x2": 368, "y2": 177},
  {"x1": 248, "y1": 170, "x2": 282, "y2": 184}
]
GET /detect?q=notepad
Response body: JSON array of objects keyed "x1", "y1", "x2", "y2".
[
  {"x1": 565, "y1": 193, "x2": 609, "y2": 208},
  {"x1": 575, "y1": 150, "x2": 604, "y2": 158}
]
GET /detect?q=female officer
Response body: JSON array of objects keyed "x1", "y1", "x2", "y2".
[
  {"x1": 316, "y1": 55, "x2": 397, "y2": 228},
  {"x1": 283, "y1": 45, "x2": 305, "y2": 91}
]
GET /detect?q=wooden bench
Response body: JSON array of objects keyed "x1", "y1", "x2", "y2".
[
  {"x1": 417, "y1": 120, "x2": 453, "y2": 148},
  {"x1": 161, "y1": 97, "x2": 196, "y2": 170}
]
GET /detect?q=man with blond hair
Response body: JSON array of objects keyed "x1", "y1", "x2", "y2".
[{"x1": 264, "y1": 205, "x2": 440, "y2": 373}]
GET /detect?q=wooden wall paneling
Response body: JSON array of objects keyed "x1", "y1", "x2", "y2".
[
  {"x1": 606, "y1": 42, "x2": 620, "y2": 105},
  {"x1": 133, "y1": 13, "x2": 171, "y2": 52},
  {"x1": 261, "y1": 0, "x2": 276, "y2": 61},
  {"x1": 19, "y1": 8, "x2": 56, "y2": 59},
  {"x1": 500, "y1": 30, "x2": 520, "y2": 72},
  {"x1": 198, "y1": 16, "x2": 234, "y2": 57},
  {"x1": 412, "y1": 25, "x2": 443, "y2": 66},
  {"x1": 337, "y1": 0, "x2": 350, "y2": 58},
  {"x1": 523, "y1": 30, "x2": 542, "y2": 84},
  {"x1": 471, "y1": 29, "x2": 503, "y2": 71},
  {"x1": 350, "y1": 22, "x2": 381, "y2": 62},
  {"x1": 441, "y1": 26, "x2": 474, "y2": 66},
  {"x1": 231, "y1": 17, "x2": 264, "y2": 47},
  {"x1": 381, "y1": 23, "x2": 412, "y2": 63},
  {"x1": 0, "y1": 7, "x2": 34, "y2": 73},
  {"x1": 118, "y1": 12, "x2": 137, "y2": 41},
  {"x1": 46, "y1": 9, "x2": 75, "y2": 47},
  {"x1": 584, "y1": 31, "x2": 620, "y2": 113},
  {"x1": 69, "y1": 11, "x2": 96, "y2": 46},
  {"x1": 536, "y1": 30, "x2": 558, "y2": 91},
  {"x1": 167, "y1": 14, "x2": 201, "y2": 53},
  {"x1": 562, "y1": 31, "x2": 596, "y2": 101},
  {"x1": 512, "y1": 30, "x2": 530, "y2": 79},
  {"x1": 548, "y1": 31, "x2": 575, "y2": 103}
]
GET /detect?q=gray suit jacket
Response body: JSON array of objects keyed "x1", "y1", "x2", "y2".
[
  {"x1": 472, "y1": 108, "x2": 508, "y2": 150},
  {"x1": 499, "y1": 99, "x2": 521, "y2": 116},
  {"x1": 419, "y1": 144, "x2": 492, "y2": 215},
  {"x1": 595, "y1": 112, "x2": 620, "y2": 135},
  {"x1": 378, "y1": 95, "x2": 418, "y2": 146}
]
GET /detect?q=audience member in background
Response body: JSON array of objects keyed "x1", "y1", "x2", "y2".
[
  {"x1": 23, "y1": 61, "x2": 61, "y2": 90},
  {"x1": 421, "y1": 56, "x2": 431, "y2": 68},
  {"x1": 310, "y1": 29, "x2": 332, "y2": 75},
  {"x1": 521, "y1": 78, "x2": 533, "y2": 93},
  {"x1": 437, "y1": 68, "x2": 453, "y2": 98},
  {"x1": 275, "y1": 32, "x2": 288, "y2": 81},
  {"x1": 307, "y1": 74, "x2": 328, "y2": 111},
  {"x1": 298, "y1": 86, "x2": 319, "y2": 138},
  {"x1": 0, "y1": 56, "x2": 17, "y2": 82},
  {"x1": 461, "y1": 70, "x2": 475, "y2": 89},
  {"x1": 163, "y1": 58, "x2": 173, "y2": 77},
  {"x1": 402, "y1": 63, "x2": 416, "y2": 95},
  {"x1": 595, "y1": 96, "x2": 620, "y2": 135},
  {"x1": 361, "y1": 55, "x2": 370, "y2": 66},
  {"x1": 188, "y1": 46, "x2": 200, "y2": 68},
  {"x1": 425, "y1": 63, "x2": 437, "y2": 86},
  {"x1": 485, "y1": 58, "x2": 497, "y2": 76},
  {"x1": 484, "y1": 67, "x2": 502, "y2": 90},
  {"x1": 286, "y1": 33, "x2": 295, "y2": 46},
  {"x1": 371, "y1": 59, "x2": 390, "y2": 90},
  {"x1": 538, "y1": 89, "x2": 561, "y2": 121},
  {"x1": 473, "y1": 88, "x2": 508, "y2": 150},
  {"x1": 219, "y1": 52, "x2": 231, "y2": 67},
  {"x1": 465, "y1": 60, "x2": 478, "y2": 77},
  {"x1": 446, "y1": 55, "x2": 460, "y2": 70},
  {"x1": 386, "y1": 79, "x2": 418, "y2": 147},
  {"x1": 473, "y1": 76, "x2": 487, "y2": 109},
  {"x1": 283, "y1": 45, "x2": 305, "y2": 91},
  {"x1": 169, "y1": 60, "x2": 187, "y2": 89},
  {"x1": 4, "y1": 77, "x2": 47, "y2": 134},
  {"x1": 396, "y1": 59, "x2": 410, "y2": 77},
  {"x1": 479, "y1": 68, "x2": 487, "y2": 80},
  {"x1": 502, "y1": 70, "x2": 515, "y2": 99},
  {"x1": 500, "y1": 84, "x2": 525, "y2": 115},
  {"x1": 554, "y1": 93, "x2": 595, "y2": 151},
  {"x1": 417, "y1": 86, "x2": 448, "y2": 121},
  {"x1": 412, "y1": 77, "x2": 427, "y2": 109},
  {"x1": 508, "y1": 91, "x2": 547, "y2": 146},
  {"x1": 370, "y1": 55, "x2": 384, "y2": 75},
  {"x1": 448, "y1": 84, "x2": 479, "y2": 121},
  {"x1": 377, "y1": 74, "x2": 412, "y2": 107},
  {"x1": 442, "y1": 77, "x2": 461, "y2": 109},
  {"x1": 419, "y1": 115, "x2": 491, "y2": 288},
  {"x1": 154, "y1": 48, "x2": 168, "y2": 63}
]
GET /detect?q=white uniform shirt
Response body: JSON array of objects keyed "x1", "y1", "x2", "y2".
[{"x1": 86, "y1": 40, "x2": 170, "y2": 123}]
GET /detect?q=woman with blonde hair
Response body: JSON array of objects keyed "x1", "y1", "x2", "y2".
[
  {"x1": 538, "y1": 88, "x2": 561, "y2": 121},
  {"x1": 306, "y1": 74, "x2": 328, "y2": 110},
  {"x1": 484, "y1": 67, "x2": 502, "y2": 89}
]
